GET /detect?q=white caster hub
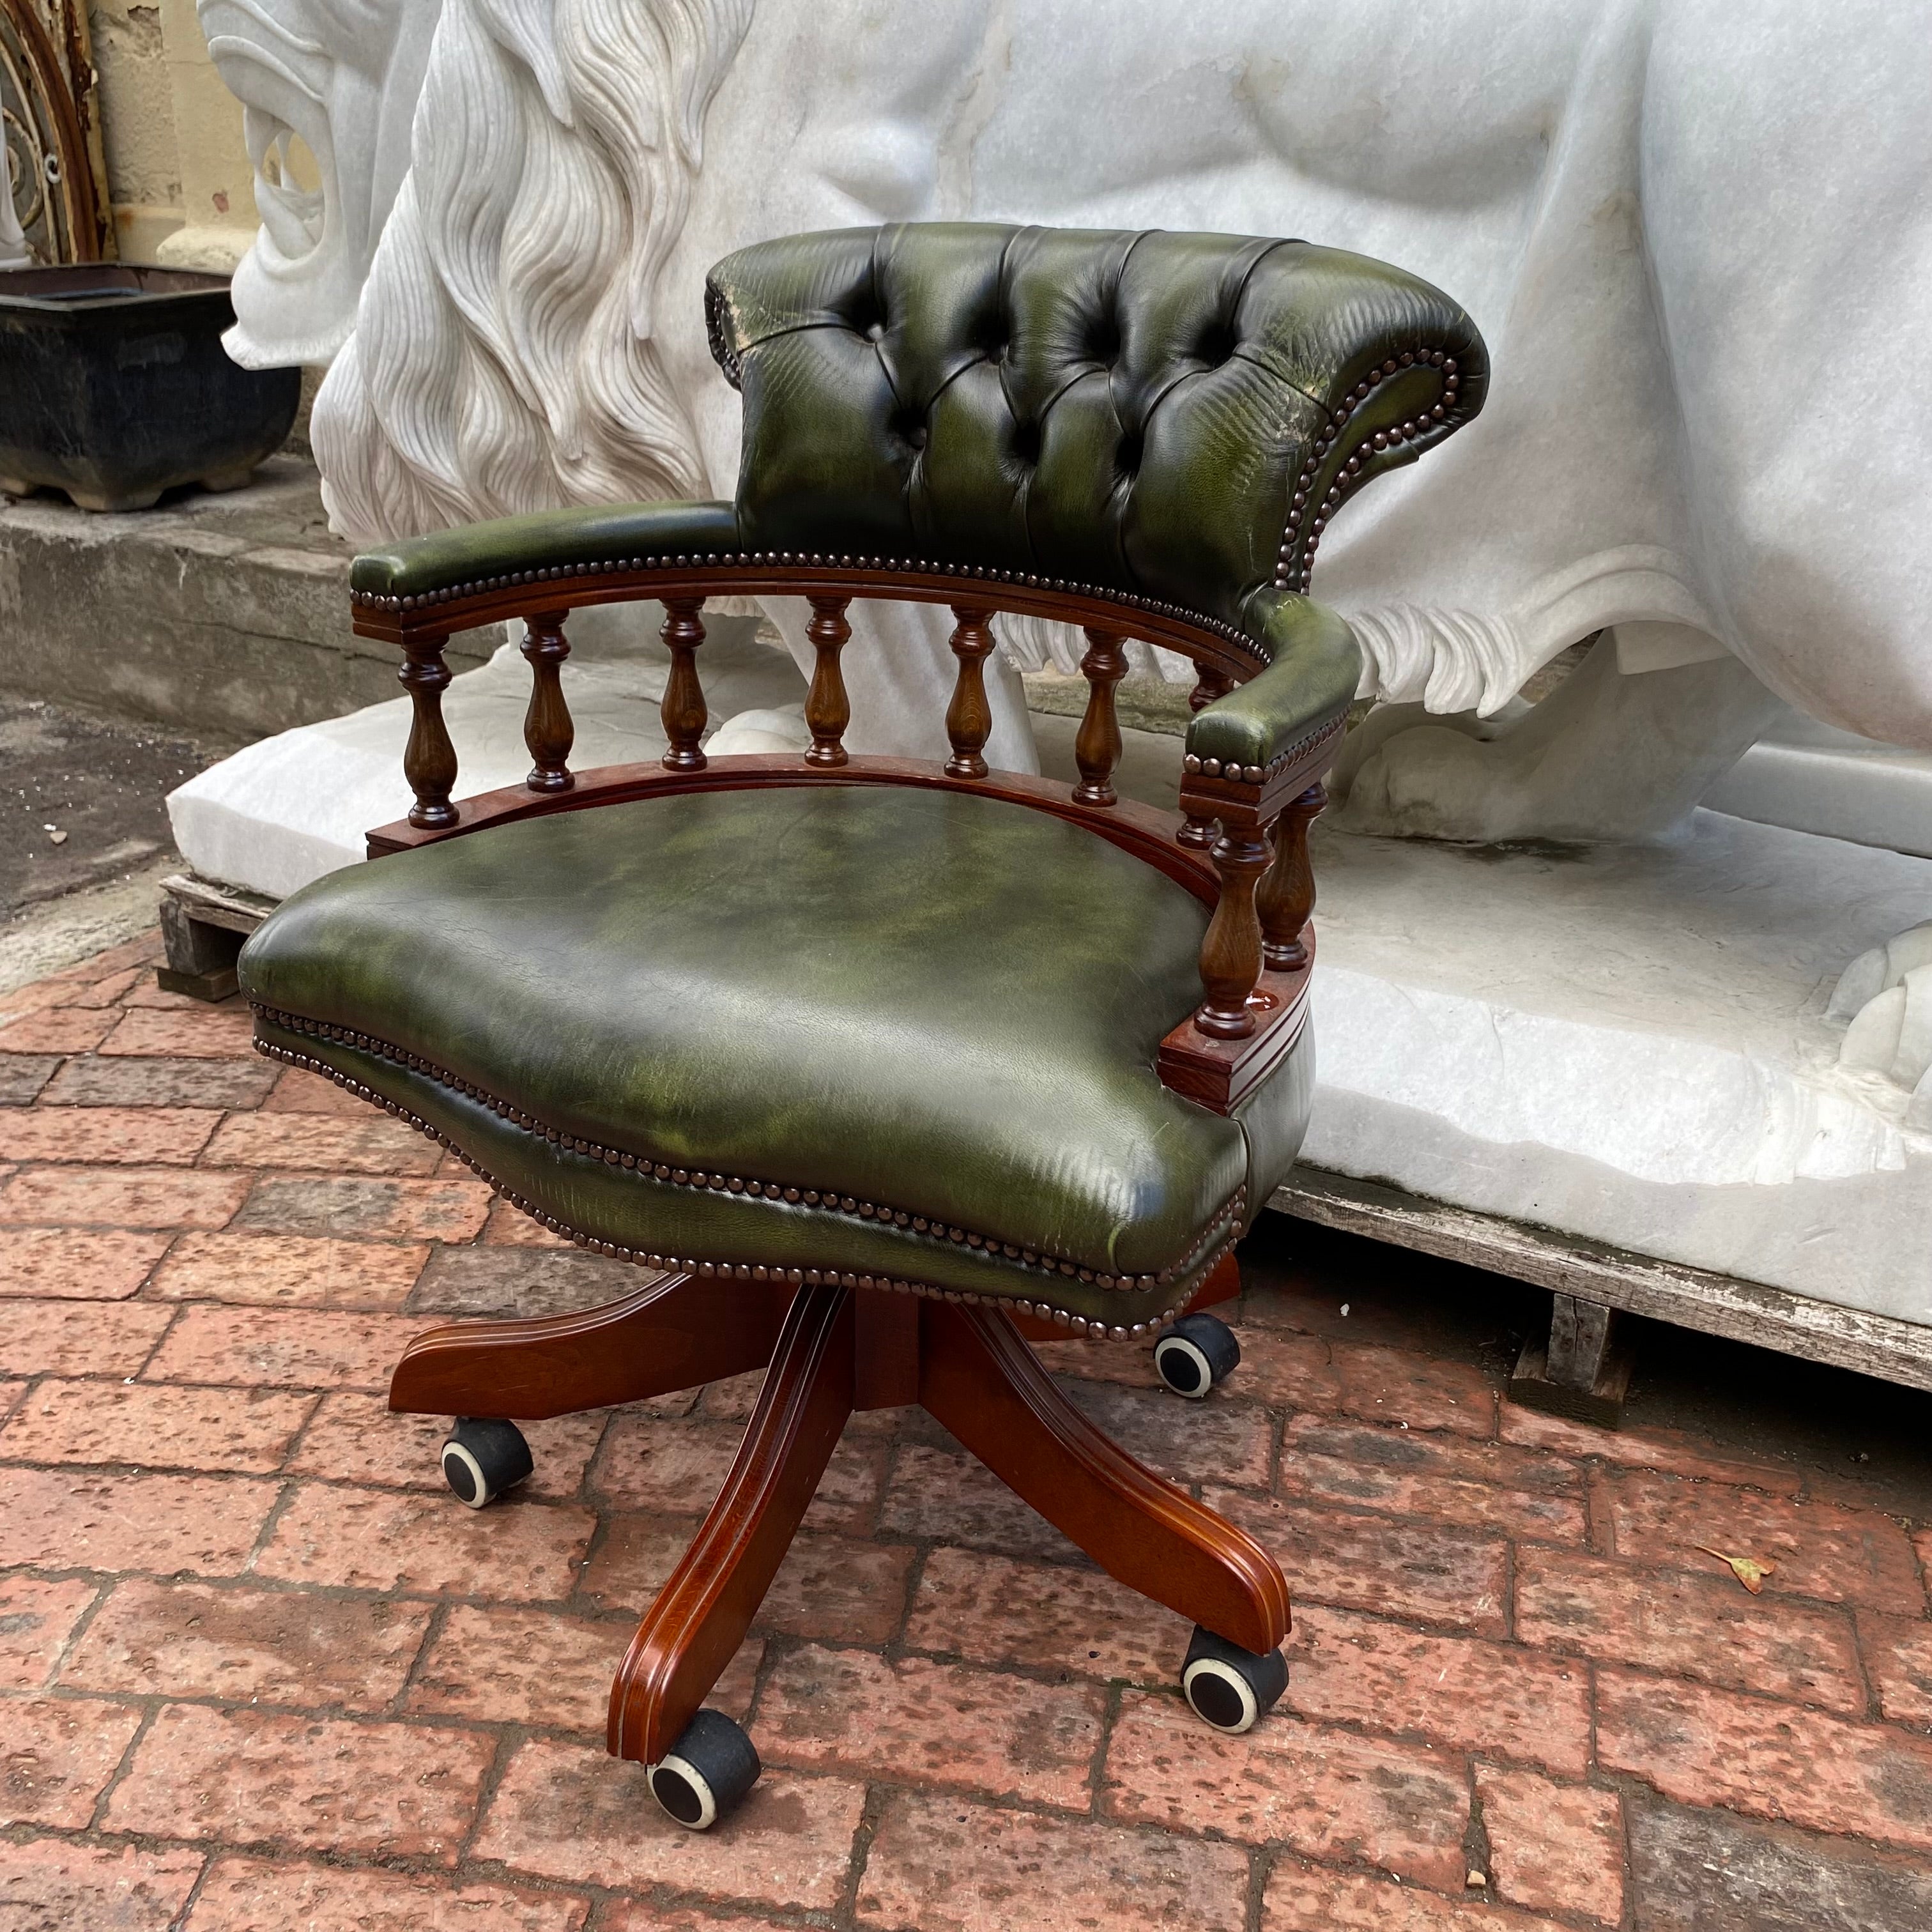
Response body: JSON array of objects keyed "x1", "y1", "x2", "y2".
[
  {"x1": 1181, "y1": 1624, "x2": 1289, "y2": 1734},
  {"x1": 650, "y1": 1708, "x2": 762, "y2": 1829},
  {"x1": 440, "y1": 1417, "x2": 533, "y2": 1508},
  {"x1": 1154, "y1": 1312, "x2": 1241, "y2": 1398}
]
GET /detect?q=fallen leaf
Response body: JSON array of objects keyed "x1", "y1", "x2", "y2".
[{"x1": 1695, "y1": 1544, "x2": 1776, "y2": 1593}]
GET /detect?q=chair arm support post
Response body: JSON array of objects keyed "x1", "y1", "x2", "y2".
[
  {"x1": 1194, "y1": 806, "x2": 1271, "y2": 1039},
  {"x1": 519, "y1": 609, "x2": 576, "y2": 795},
  {"x1": 398, "y1": 632, "x2": 459, "y2": 830},
  {"x1": 660, "y1": 597, "x2": 709, "y2": 772},
  {"x1": 804, "y1": 594, "x2": 853, "y2": 767},
  {"x1": 1257, "y1": 783, "x2": 1324, "y2": 970}
]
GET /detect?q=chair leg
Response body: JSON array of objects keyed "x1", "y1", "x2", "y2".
[
  {"x1": 609, "y1": 1283, "x2": 855, "y2": 1765},
  {"x1": 388, "y1": 1271, "x2": 789, "y2": 1420},
  {"x1": 917, "y1": 1300, "x2": 1290, "y2": 1655}
]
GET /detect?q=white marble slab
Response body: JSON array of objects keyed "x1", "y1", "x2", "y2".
[{"x1": 1303, "y1": 811, "x2": 1932, "y2": 1325}]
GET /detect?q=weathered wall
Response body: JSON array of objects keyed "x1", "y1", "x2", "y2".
[{"x1": 88, "y1": 0, "x2": 258, "y2": 267}]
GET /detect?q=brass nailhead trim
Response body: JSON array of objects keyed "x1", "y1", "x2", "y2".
[
  {"x1": 1180, "y1": 712, "x2": 1345, "y2": 791},
  {"x1": 252, "y1": 1036, "x2": 1229, "y2": 1339},
  {"x1": 353, "y1": 555, "x2": 1266, "y2": 670},
  {"x1": 252, "y1": 1009, "x2": 1244, "y2": 1307},
  {"x1": 1275, "y1": 350, "x2": 1464, "y2": 594}
]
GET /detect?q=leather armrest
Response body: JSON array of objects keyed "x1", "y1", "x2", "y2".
[
  {"x1": 1186, "y1": 594, "x2": 1361, "y2": 776},
  {"x1": 350, "y1": 500, "x2": 740, "y2": 602}
]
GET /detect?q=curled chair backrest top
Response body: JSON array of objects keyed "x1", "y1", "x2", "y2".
[{"x1": 704, "y1": 223, "x2": 1487, "y2": 640}]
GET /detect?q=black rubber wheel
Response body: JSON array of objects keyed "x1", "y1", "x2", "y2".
[
  {"x1": 1153, "y1": 1313, "x2": 1241, "y2": 1398},
  {"x1": 1181, "y1": 1625, "x2": 1288, "y2": 1735},
  {"x1": 440, "y1": 1417, "x2": 533, "y2": 1509},
  {"x1": 650, "y1": 1708, "x2": 762, "y2": 1830}
]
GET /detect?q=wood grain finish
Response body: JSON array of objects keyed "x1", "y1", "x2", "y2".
[
  {"x1": 519, "y1": 611, "x2": 576, "y2": 795},
  {"x1": 804, "y1": 594, "x2": 853, "y2": 767},
  {"x1": 854, "y1": 1288, "x2": 921, "y2": 1409},
  {"x1": 398, "y1": 634, "x2": 459, "y2": 830},
  {"x1": 1257, "y1": 785, "x2": 1324, "y2": 970},
  {"x1": 659, "y1": 597, "x2": 709, "y2": 772},
  {"x1": 1073, "y1": 628, "x2": 1127, "y2": 806},
  {"x1": 608, "y1": 1284, "x2": 855, "y2": 1765},
  {"x1": 1188, "y1": 666, "x2": 1232, "y2": 713},
  {"x1": 944, "y1": 604, "x2": 997, "y2": 779},
  {"x1": 1158, "y1": 953, "x2": 1310, "y2": 1113},
  {"x1": 366, "y1": 752, "x2": 1218, "y2": 901},
  {"x1": 1193, "y1": 816, "x2": 1272, "y2": 1039},
  {"x1": 386, "y1": 1262, "x2": 1292, "y2": 1764},
  {"x1": 1177, "y1": 809, "x2": 1217, "y2": 852},
  {"x1": 919, "y1": 1299, "x2": 1291, "y2": 1654},
  {"x1": 353, "y1": 563, "x2": 1265, "y2": 696},
  {"x1": 387, "y1": 1271, "x2": 786, "y2": 1419}
]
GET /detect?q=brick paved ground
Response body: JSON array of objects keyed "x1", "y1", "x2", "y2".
[{"x1": 5, "y1": 932, "x2": 1932, "y2": 1930}]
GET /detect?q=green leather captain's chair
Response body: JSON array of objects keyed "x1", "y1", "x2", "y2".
[{"x1": 239, "y1": 223, "x2": 1487, "y2": 1830}]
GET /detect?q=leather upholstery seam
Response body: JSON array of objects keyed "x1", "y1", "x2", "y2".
[
  {"x1": 250, "y1": 1006, "x2": 1246, "y2": 1294},
  {"x1": 250, "y1": 1034, "x2": 1235, "y2": 1342}
]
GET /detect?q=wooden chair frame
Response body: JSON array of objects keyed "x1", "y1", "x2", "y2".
[{"x1": 346, "y1": 559, "x2": 1337, "y2": 1772}]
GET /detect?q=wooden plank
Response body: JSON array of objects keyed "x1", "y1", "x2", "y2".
[
  {"x1": 1271, "y1": 1167, "x2": 1932, "y2": 1395},
  {"x1": 161, "y1": 872, "x2": 276, "y2": 935}
]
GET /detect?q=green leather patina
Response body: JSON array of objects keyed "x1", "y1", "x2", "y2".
[
  {"x1": 353, "y1": 500, "x2": 739, "y2": 602},
  {"x1": 241, "y1": 786, "x2": 1312, "y2": 1328},
  {"x1": 705, "y1": 224, "x2": 1482, "y2": 635},
  {"x1": 271, "y1": 223, "x2": 1489, "y2": 1322},
  {"x1": 351, "y1": 223, "x2": 1487, "y2": 774}
]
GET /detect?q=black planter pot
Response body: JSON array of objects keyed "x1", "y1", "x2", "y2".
[{"x1": 0, "y1": 264, "x2": 301, "y2": 512}]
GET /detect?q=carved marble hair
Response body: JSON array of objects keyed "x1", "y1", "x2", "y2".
[{"x1": 312, "y1": 0, "x2": 752, "y2": 542}]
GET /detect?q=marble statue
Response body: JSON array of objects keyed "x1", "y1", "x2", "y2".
[
  {"x1": 198, "y1": 0, "x2": 441, "y2": 367},
  {"x1": 182, "y1": 0, "x2": 1932, "y2": 1315}
]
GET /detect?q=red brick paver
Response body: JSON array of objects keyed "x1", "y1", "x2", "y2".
[{"x1": 3, "y1": 934, "x2": 1932, "y2": 1929}]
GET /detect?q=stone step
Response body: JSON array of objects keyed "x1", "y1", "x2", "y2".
[{"x1": 0, "y1": 456, "x2": 496, "y2": 740}]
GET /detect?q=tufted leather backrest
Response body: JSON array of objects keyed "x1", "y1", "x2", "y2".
[{"x1": 704, "y1": 224, "x2": 1486, "y2": 642}]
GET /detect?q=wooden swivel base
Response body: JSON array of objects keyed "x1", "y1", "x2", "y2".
[{"x1": 387, "y1": 1255, "x2": 1291, "y2": 1801}]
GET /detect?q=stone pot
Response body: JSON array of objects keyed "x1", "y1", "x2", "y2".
[{"x1": 0, "y1": 264, "x2": 300, "y2": 512}]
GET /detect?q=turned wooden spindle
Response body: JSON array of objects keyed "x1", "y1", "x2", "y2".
[
  {"x1": 1177, "y1": 808, "x2": 1217, "y2": 850},
  {"x1": 1073, "y1": 629, "x2": 1128, "y2": 806},
  {"x1": 1189, "y1": 666, "x2": 1232, "y2": 713},
  {"x1": 944, "y1": 604, "x2": 997, "y2": 779},
  {"x1": 1193, "y1": 814, "x2": 1271, "y2": 1039},
  {"x1": 1257, "y1": 782, "x2": 1324, "y2": 970},
  {"x1": 659, "y1": 596, "x2": 708, "y2": 772},
  {"x1": 804, "y1": 594, "x2": 853, "y2": 767},
  {"x1": 398, "y1": 634, "x2": 459, "y2": 829},
  {"x1": 520, "y1": 610, "x2": 575, "y2": 793}
]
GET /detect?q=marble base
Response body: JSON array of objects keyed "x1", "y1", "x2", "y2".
[
  {"x1": 1304, "y1": 811, "x2": 1932, "y2": 1327},
  {"x1": 1706, "y1": 710, "x2": 1932, "y2": 861}
]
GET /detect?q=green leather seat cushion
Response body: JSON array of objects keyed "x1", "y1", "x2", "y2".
[{"x1": 240, "y1": 785, "x2": 1312, "y2": 1329}]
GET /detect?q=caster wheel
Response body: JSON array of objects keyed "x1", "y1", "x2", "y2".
[
  {"x1": 650, "y1": 1708, "x2": 762, "y2": 1830},
  {"x1": 440, "y1": 1418, "x2": 533, "y2": 1508},
  {"x1": 1182, "y1": 1625, "x2": 1288, "y2": 1735},
  {"x1": 1154, "y1": 1313, "x2": 1240, "y2": 1398}
]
